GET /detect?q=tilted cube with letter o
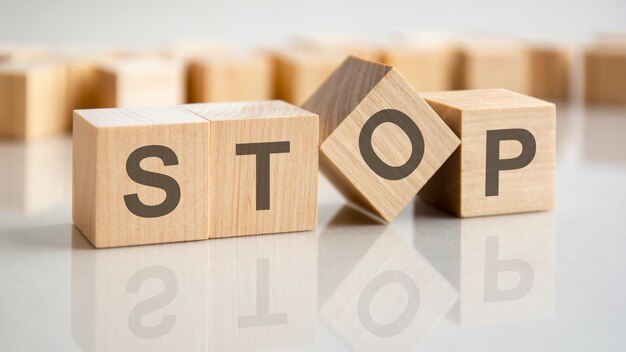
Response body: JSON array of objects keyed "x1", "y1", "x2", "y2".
[
  {"x1": 419, "y1": 89, "x2": 555, "y2": 217},
  {"x1": 303, "y1": 56, "x2": 460, "y2": 222}
]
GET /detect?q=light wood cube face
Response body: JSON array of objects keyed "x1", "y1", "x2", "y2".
[
  {"x1": 73, "y1": 106, "x2": 209, "y2": 247},
  {"x1": 273, "y1": 50, "x2": 346, "y2": 105},
  {"x1": 304, "y1": 57, "x2": 459, "y2": 222},
  {"x1": 0, "y1": 62, "x2": 68, "y2": 139},
  {"x1": 585, "y1": 44, "x2": 626, "y2": 103},
  {"x1": 456, "y1": 41, "x2": 530, "y2": 94},
  {"x1": 188, "y1": 54, "x2": 273, "y2": 103},
  {"x1": 529, "y1": 45, "x2": 570, "y2": 101},
  {"x1": 382, "y1": 44, "x2": 455, "y2": 91},
  {"x1": 95, "y1": 58, "x2": 184, "y2": 108},
  {"x1": 420, "y1": 89, "x2": 556, "y2": 217},
  {"x1": 182, "y1": 100, "x2": 319, "y2": 238}
]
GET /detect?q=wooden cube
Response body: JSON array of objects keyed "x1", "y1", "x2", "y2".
[
  {"x1": 454, "y1": 39, "x2": 530, "y2": 94},
  {"x1": 71, "y1": 228, "x2": 209, "y2": 351},
  {"x1": 381, "y1": 42, "x2": 455, "y2": 91},
  {"x1": 271, "y1": 49, "x2": 347, "y2": 105},
  {"x1": 528, "y1": 43, "x2": 571, "y2": 101},
  {"x1": 73, "y1": 106, "x2": 209, "y2": 247},
  {"x1": 95, "y1": 57, "x2": 184, "y2": 108},
  {"x1": 182, "y1": 100, "x2": 318, "y2": 238},
  {"x1": 419, "y1": 89, "x2": 555, "y2": 217},
  {"x1": 188, "y1": 53, "x2": 272, "y2": 103},
  {"x1": 302, "y1": 56, "x2": 460, "y2": 222},
  {"x1": 319, "y1": 206, "x2": 458, "y2": 351},
  {"x1": 0, "y1": 43, "x2": 49, "y2": 63},
  {"x1": 585, "y1": 43, "x2": 626, "y2": 103},
  {"x1": 0, "y1": 61, "x2": 69, "y2": 139},
  {"x1": 287, "y1": 35, "x2": 382, "y2": 61}
]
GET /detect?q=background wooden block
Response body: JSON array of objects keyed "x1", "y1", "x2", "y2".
[
  {"x1": 73, "y1": 106, "x2": 209, "y2": 247},
  {"x1": 182, "y1": 100, "x2": 318, "y2": 238},
  {"x1": 381, "y1": 42, "x2": 456, "y2": 91},
  {"x1": 585, "y1": 42, "x2": 626, "y2": 104},
  {"x1": 0, "y1": 43, "x2": 49, "y2": 63},
  {"x1": 94, "y1": 57, "x2": 184, "y2": 108},
  {"x1": 454, "y1": 39, "x2": 530, "y2": 94},
  {"x1": 287, "y1": 35, "x2": 382, "y2": 61},
  {"x1": 419, "y1": 89, "x2": 555, "y2": 217},
  {"x1": 158, "y1": 40, "x2": 230, "y2": 60},
  {"x1": 188, "y1": 53, "x2": 273, "y2": 103},
  {"x1": 302, "y1": 56, "x2": 459, "y2": 222},
  {"x1": 0, "y1": 61, "x2": 69, "y2": 139},
  {"x1": 528, "y1": 43, "x2": 571, "y2": 101},
  {"x1": 271, "y1": 49, "x2": 348, "y2": 105}
]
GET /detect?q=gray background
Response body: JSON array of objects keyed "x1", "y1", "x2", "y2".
[{"x1": 0, "y1": 0, "x2": 625, "y2": 46}]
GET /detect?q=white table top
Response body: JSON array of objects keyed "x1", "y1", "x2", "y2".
[{"x1": 1, "y1": 101, "x2": 625, "y2": 351}]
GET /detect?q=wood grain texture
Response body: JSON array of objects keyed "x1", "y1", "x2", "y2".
[
  {"x1": 454, "y1": 40, "x2": 530, "y2": 94},
  {"x1": 419, "y1": 89, "x2": 555, "y2": 217},
  {"x1": 188, "y1": 53, "x2": 273, "y2": 103},
  {"x1": 0, "y1": 61, "x2": 69, "y2": 139},
  {"x1": 305, "y1": 56, "x2": 460, "y2": 222},
  {"x1": 73, "y1": 106, "x2": 209, "y2": 247},
  {"x1": 94, "y1": 57, "x2": 184, "y2": 108},
  {"x1": 182, "y1": 100, "x2": 319, "y2": 238},
  {"x1": 585, "y1": 42, "x2": 626, "y2": 103},
  {"x1": 529, "y1": 44, "x2": 571, "y2": 101}
]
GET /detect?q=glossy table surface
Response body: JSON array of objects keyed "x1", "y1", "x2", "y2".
[{"x1": 1, "y1": 101, "x2": 625, "y2": 351}]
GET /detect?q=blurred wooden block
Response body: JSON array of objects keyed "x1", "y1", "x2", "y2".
[
  {"x1": 73, "y1": 106, "x2": 209, "y2": 248},
  {"x1": 183, "y1": 100, "x2": 318, "y2": 238},
  {"x1": 382, "y1": 42, "x2": 455, "y2": 91},
  {"x1": 455, "y1": 40, "x2": 530, "y2": 94},
  {"x1": 0, "y1": 61, "x2": 69, "y2": 139},
  {"x1": 272, "y1": 49, "x2": 347, "y2": 105},
  {"x1": 585, "y1": 43, "x2": 626, "y2": 104},
  {"x1": 0, "y1": 44, "x2": 49, "y2": 63},
  {"x1": 419, "y1": 89, "x2": 555, "y2": 217},
  {"x1": 529, "y1": 44, "x2": 570, "y2": 101},
  {"x1": 95, "y1": 58, "x2": 184, "y2": 108},
  {"x1": 287, "y1": 35, "x2": 382, "y2": 61},
  {"x1": 188, "y1": 53, "x2": 272, "y2": 103},
  {"x1": 159, "y1": 40, "x2": 230, "y2": 60},
  {"x1": 303, "y1": 57, "x2": 460, "y2": 222}
]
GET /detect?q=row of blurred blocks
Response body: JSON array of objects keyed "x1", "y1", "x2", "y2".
[{"x1": 1, "y1": 32, "x2": 625, "y2": 140}]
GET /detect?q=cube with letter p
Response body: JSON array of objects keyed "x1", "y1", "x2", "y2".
[{"x1": 419, "y1": 89, "x2": 555, "y2": 217}]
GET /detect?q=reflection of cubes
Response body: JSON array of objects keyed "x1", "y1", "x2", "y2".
[
  {"x1": 70, "y1": 228, "x2": 209, "y2": 352},
  {"x1": 319, "y1": 206, "x2": 457, "y2": 352},
  {"x1": 0, "y1": 137, "x2": 71, "y2": 213},
  {"x1": 208, "y1": 231, "x2": 316, "y2": 351},
  {"x1": 460, "y1": 212, "x2": 555, "y2": 326}
]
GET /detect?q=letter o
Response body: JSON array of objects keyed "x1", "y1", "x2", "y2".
[{"x1": 359, "y1": 109, "x2": 424, "y2": 180}]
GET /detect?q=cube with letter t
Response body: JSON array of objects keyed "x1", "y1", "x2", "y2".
[
  {"x1": 182, "y1": 100, "x2": 318, "y2": 239},
  {"x1": 419, "y1": 89, "x2": 555, "y2": 217}
]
